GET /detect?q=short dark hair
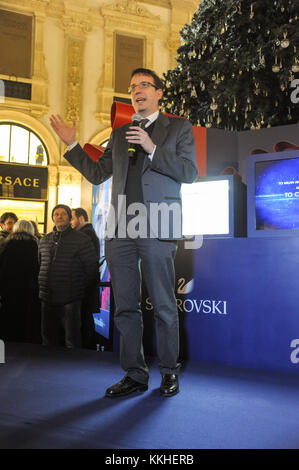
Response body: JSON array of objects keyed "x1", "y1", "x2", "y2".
[
  {"x1": 130, "y1": 68, "x2": 163, "y2": 90},
  {"x1": 72, "y1": 208, "x2": 88, "y2": 222},
  {"x1": 51, "y1": 204, "x2": 72, "y2": 221},
  {"x1": 0, "y1": 212, "x2": 18, "y2": 225}
]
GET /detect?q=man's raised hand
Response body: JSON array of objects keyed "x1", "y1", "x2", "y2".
[{"x1": 50, "y1": 115, "x2": 77, "y2": 146}]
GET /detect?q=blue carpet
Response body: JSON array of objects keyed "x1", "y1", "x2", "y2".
[{"x1": 0, "y1": 343, "x2": 299, "y2": 449}]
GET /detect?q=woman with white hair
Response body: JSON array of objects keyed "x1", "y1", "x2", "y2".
[{"x1": 0, "y1": 219, "x2": 41, "y2": 343}]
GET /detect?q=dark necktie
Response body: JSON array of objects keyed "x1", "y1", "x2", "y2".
[{"x1": 139, "y1": 118, "x2": 150, "y2": 130}]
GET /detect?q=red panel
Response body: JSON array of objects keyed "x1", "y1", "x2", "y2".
[
  {"x1": 111, "y1": 101, "x2": 135, "y2": 129},
  {"x1": 83, "y1": 143, "x2": 105, "y2": 162},
  {"x1": 84, "y1": 101, "x2": 207, "y2": 174},
  {"x1": 192, "y1": 126, "x2": 207, "y2": 177}
]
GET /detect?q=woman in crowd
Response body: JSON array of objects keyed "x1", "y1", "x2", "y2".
[
  {"x1": 30, "y1": 220, "x2": 43, "y2": 243},
  {"x1": 0, "y1": 220, "x2": 41, "y2": 343}
]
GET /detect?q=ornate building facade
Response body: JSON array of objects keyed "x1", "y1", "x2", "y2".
[{"x1": 0, "y1": 0, "x2": 197, "y2": 232}]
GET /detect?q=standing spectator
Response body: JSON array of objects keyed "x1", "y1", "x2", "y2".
[
  {"x1": 71, "y1": 208, "x2": 100, "y2": 349},
  {"x1": 0, "y1": 220, "x2": 40, "y2": 343},
  {"x1": 0, "y1": 212, "x2": 18, "y2": 254},
  {"x1": 71, "y1": 208, "x2": 100, "y2": 258},
  {"x1": 38, "y1": 204, "x2": 98, "y2": 348}
]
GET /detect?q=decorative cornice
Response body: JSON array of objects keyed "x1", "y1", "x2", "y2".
[
  {"x1": 0, "y1": 99, "x2": 49, "y2": 118},
  {"x1": 61, "y1": 13, "x2": 92, "y2": 37},
  {"x1": 48, "y1": 164, "x2": 58, "y2": 186},
  {"x1": 0, "y1": 0, "x2": 50, "y2": 13},
  {"x1": 139, "y1": 0, "x2": 170, "y2": 7},
  {"x1": 101, "y1": 0, "x2": 160, "y2": 22},
  {"x1": 65, "y1": 37, "x2": 84, "y2": 132},
  {"x1": 58, "y1": 165, "x2": 82, "y2": 186},
  {"x1": 166, "y1": 35, "x2": 180, "y2": 54}
]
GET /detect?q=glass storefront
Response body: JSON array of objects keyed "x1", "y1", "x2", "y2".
[
  {"x1": 0, "y1": 123, "x2": 49, "y2": 234},
  {"x1": 0, "y1": 199, "x2": 47, "y2": 234}
]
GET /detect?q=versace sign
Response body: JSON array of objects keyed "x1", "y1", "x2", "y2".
[{"x1": 0, "y1": 163, "x2": 48, "y2": 200}]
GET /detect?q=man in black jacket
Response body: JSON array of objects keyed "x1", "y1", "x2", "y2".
[
  {"x1": 38, "y1": 204, "x2": 98, "y2": 348},
  {"x1": 71, "y1": 207, "x2": 100, "y2": 348},
  {"x1": 71, "y1": 208, "x2": 100, "y2": 258}
]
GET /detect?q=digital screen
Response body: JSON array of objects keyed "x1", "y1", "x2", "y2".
[
  {"x1": 92, "y1": 285, "x2": 111, "y2": 339},
  {"x1": 181, "y1": 180, "x2": 230, "y2": 236},
  {"x1": 93, "y1": 309, "x2": 110, "y2": 340},
  {"x1": 255, "y1": 158, "x2": 299, "y2": 230}
]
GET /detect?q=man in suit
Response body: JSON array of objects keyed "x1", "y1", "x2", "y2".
[{"x1": 50, "y1": 68, "x2": 198, "y2": 397}]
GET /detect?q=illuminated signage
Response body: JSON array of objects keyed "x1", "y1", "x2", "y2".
[{"x1": 0, "y1": 163, "x2": 48, "y2": 200}]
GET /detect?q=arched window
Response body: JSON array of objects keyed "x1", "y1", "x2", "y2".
[{"x1": 0, "y1": 123, "x2": 48, "y2": 166}]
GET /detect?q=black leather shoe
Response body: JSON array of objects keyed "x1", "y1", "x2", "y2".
[
  {"x1": 160, "y1": 374, "x2": 179, "y2": 397},
  {"x1": 105, "y1": 376, "x2": 148, "y2": 398}
]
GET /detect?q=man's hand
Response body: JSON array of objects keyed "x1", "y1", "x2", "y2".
[
  {"x1": 126, "y1": 126, "x2": 155, "y2": 155},
  {"x1": 50, "y1": 114, "x2": 77, "y2": 146}
]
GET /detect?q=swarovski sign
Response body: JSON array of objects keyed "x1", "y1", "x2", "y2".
[
  {"x1": 145, "y1": 297, "x2": 228, "y2": 315},
  {"x1": 145, "y1": 277, "x2": 228, "y2": 315}
]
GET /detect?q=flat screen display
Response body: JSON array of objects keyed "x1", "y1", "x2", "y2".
[
  {"x1": 93, "y1": 309, "x2": 110, "y2": 340},
  {"x1": 255, "y1": 158, "x2": 299, "y2": 230},
  {"x1": 181, "y1": 180, "x2": 230, "y2": 236}
]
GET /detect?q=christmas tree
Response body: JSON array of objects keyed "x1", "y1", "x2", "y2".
[{"x1": 162, "y1": 0, "x2": 299, "y2": 131}]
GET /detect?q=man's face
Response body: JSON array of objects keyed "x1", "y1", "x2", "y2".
[
  {"x1": 71, "y1": 211, "x2": 80, "y2": 230},
  {"x1": 53, "y1": 208, "x2": 70, "y2": 230},
  {"x1": 130, "y1": 73, "x2": 163, "y2": 117},
  {"x1": 2, "y1": 217, "x2": 16, "y2": 234}
]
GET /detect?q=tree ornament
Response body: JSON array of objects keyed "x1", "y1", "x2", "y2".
[
  {"x1": 281, "y1": 32, "x2": 290, "y2": 48},
  {"x1": 215, "y1": 73, "x2": 221, "y2": 85},
  {"x1": 162, "y1": 0, "x2": 299, "y2": 131},
  {"x1": 272, "y1": 56, "x2": 280, "y2": 72},
  {"x1": 210, "y1": 98, "x2": 218, "y2": 110},
  {"x1": 191, "y1": 86, "x2": 197, "y2": 98}
]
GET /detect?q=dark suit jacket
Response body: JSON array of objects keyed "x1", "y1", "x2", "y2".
[{"x1": 64, "y1": 112, "x2": 198, "y2": 239}]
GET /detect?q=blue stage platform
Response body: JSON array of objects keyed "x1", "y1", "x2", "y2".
[
  {"x1": 142, "y1": 237, "x2": 299, "y2": 375},
  {"x1": 1, "y1": 343, "x2": 299, "y2": 450}
]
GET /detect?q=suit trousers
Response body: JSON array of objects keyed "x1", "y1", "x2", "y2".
[
  {"x1": 105, "y1": 237, "x2": 180, "y2": 384},
  {"x1": 41, "y1": 300, "x2": 82, "y2": 348}
]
